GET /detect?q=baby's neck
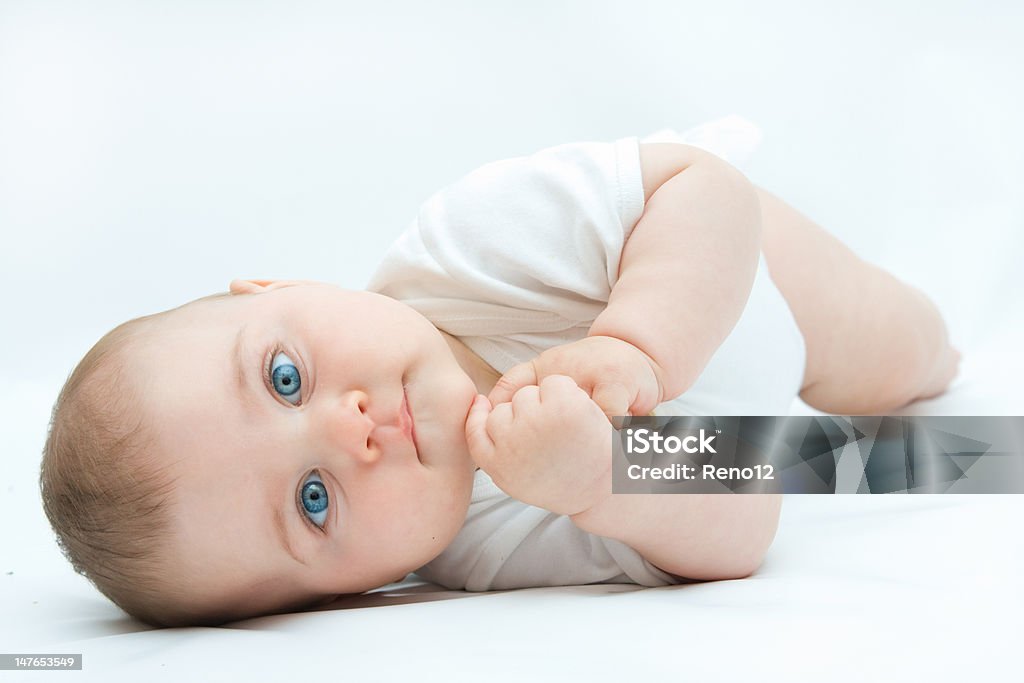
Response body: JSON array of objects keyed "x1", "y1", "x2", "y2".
[{"x1": 440, "y1": 331, "x2": 501, "y2": 397}]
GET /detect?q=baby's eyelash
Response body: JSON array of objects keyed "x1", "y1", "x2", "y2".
[
  {"x1": 262, "y1": 346, "x2": 304, "y2": 406},
  {"x1": 261, "y1": 348, "x2": 275, "y2": 395}
]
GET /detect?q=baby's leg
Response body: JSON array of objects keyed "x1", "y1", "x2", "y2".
[{"x1": 754, "y1": 186, "x2": 960, "y2": 414}]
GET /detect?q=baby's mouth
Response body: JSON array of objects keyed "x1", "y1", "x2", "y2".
[{"x1": 402, "y1": 386, "x2": 420, "y2": 463}]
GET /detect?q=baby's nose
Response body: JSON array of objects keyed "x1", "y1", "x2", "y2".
[{"x1": 322, "y1": 389, "x2": 381, "y2": 464}]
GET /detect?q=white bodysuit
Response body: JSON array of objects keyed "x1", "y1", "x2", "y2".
[{"x1": 367, "y1": 117, "x2": 806, "y2": 591}]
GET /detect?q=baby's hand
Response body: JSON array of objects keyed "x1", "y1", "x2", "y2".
[
  {"x1": 465, "y1": 375, "x2": 613, "y2": 516},
  {"x1": 487, "y1": 336, "x2": 666, "y2": 422}
]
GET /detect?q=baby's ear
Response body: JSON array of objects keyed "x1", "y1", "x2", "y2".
[{"x1": 228, "y1": 278, "x2": 314, "y2": 295}]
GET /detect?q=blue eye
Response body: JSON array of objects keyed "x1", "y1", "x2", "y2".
[
  {"x1": 270, "y1": 351, "x2": 301, "y2": 404},
  {"x1": 299, "y1": 472, "x2": 329, "y2": 529}
]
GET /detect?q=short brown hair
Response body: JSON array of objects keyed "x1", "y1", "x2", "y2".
[{"x1": 39, "y1": 291, "x2": 234, "y2": 627}]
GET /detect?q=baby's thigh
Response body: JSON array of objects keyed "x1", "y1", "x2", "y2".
[{"x1": 754, "y1": 185, "x2": 860, "y2": 395}]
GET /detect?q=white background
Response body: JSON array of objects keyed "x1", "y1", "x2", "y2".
[{"x1": 1, "y1": 2, "x2": 1022, "y2": 680}]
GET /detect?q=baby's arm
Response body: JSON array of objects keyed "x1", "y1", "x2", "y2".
[
  {"x1": 589, "y1": 142, "x2": 763, "y2": 400},
  {"x1": 469, "y1": 373, "x2": 781, "y2": 581},
  {"x1": 489, "y1": 144, "x2": 763, "y2": 418},
  {"x1": 481, "y1": 146, "x2": 780, "y2": 580},
  {"x1": 568, "y1": 147, "x2": 780, "y2": 579}
]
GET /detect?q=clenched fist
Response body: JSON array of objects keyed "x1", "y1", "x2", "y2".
[
  {"x1": 465, "y1": 375, "x2": 614, "y2": 517},
  {"x1": 487, "y1": 335, "x2": 666, "y2": 422}
]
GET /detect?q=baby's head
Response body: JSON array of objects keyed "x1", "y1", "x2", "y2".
[{"x1": 40, "y1": 280, "x2": 481, "y2": 626}]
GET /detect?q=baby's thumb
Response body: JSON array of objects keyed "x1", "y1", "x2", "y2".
[{"x1": 464, "y1": 394, "x2": 495, "y2": 463}]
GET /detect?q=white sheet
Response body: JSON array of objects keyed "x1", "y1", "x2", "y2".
[{"x1": 3, "y1": 485, "x2": 1021, "y2": 681}]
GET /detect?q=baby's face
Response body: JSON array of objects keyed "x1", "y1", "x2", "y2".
[{"x1": 134, "y1": 281, "x2": 483, "y2": 617}]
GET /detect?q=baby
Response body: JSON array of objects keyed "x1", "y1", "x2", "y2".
[{"x1": 39, "y1": 121, "x2": 960, "y2": 628}]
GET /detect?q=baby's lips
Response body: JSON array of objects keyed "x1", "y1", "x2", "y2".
[{"x1": 400, "y1": 390, "x2": 420, "y2": 462}]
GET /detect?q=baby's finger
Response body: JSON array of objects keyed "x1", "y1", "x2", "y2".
[
  {"x1": 591, "y1": 381, "x2": 632, "y2": 422},
  {"x1": 511, "y1": 384, "x2": 541, "y2": 418},
  {"x1": 488, "y1": 360, "x2": 540, "y2": 406},
  {"x1": 537, "y1": 373, "x2": 581, "y2": 397},
  {"x1": 464, "y1": 394, "x2": 496, "y2": 465}
]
